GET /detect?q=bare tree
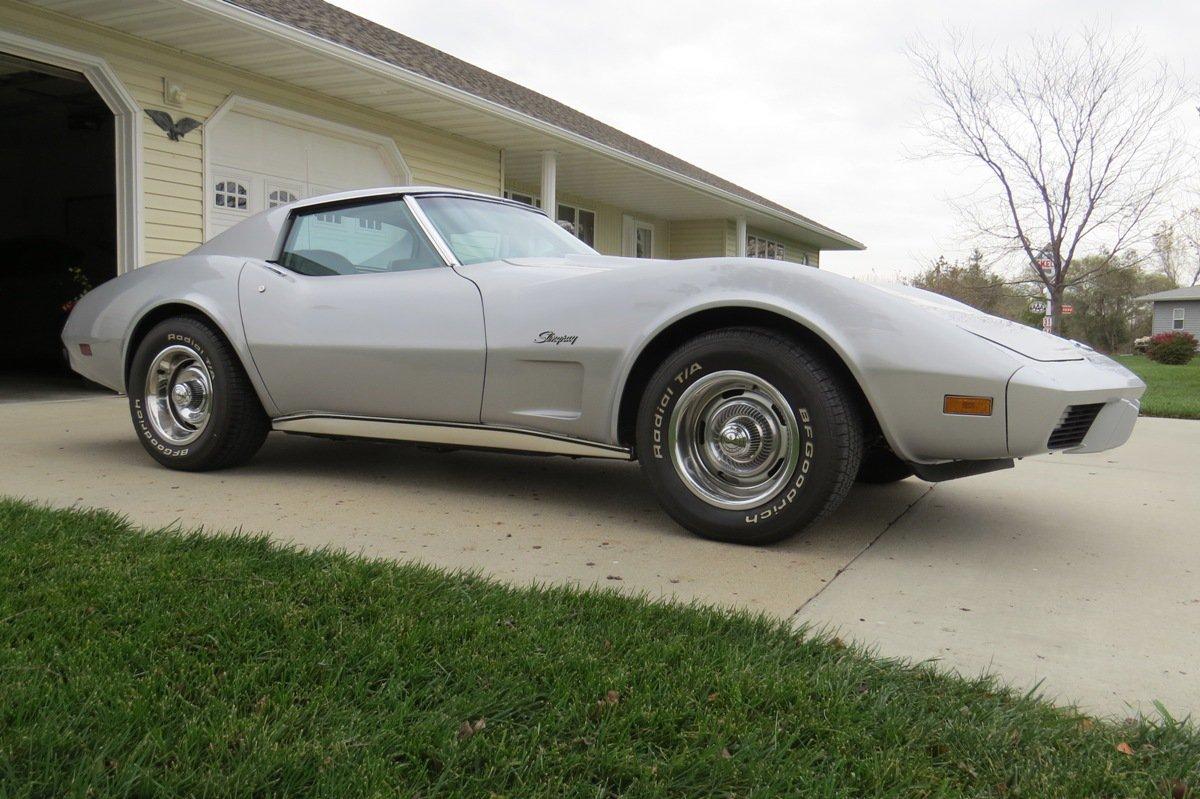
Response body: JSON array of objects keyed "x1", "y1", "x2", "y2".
[
  {"x1": 1151, "y1": 209, "x2": 1200, "y2": 287},
  {"x1": 1151, "y1": 220, "x2": 1183, "y2": 285},
  {"x1": 1175, "y1": 208, "x2": 1200, "y2": 286},
  {"x1": 909, "y1": 27, "x2": 1186, "y2": 332}
]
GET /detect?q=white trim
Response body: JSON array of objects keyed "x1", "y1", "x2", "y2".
[
  {"x1": 0, "y1": 29, "x2": 143, "y2": 273},
  {"x1": 174, "y1": 0, "x2": 862, "y2": 250},
  {"x1": 202, "y1": 94, "x2": 413, "y2": 240},
  {"x1": 735, "y1": 217, "x2": 747, "y2": 257},
  {"x1": 272, "y1": 414, "x2": 632, "y2": 460}
]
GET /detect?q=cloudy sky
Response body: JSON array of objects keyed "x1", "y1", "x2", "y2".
[{"x1": 329, "y1": 0, "x2": 1197, "y2": 279}]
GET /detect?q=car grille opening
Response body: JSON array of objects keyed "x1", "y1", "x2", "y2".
[{"x1": 1047, "y1": 403, "x2": 1105, "y2": 450}]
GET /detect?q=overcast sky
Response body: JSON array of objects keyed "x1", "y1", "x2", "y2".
[{"x1": 330, "y1": 0, "x2": 1197, "y2": 279}]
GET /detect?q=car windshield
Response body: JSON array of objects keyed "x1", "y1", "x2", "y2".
[{"x1": 416, "y1": 195, "x2": 596, "y2": 265}]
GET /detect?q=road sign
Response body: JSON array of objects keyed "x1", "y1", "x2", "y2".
[
  {"x1": 1029, "y1": 299, "x2": 1047, "y2": 314},
  {"x1": 1042, "y1": 316, "x2": 1053, "y2": 333},
  {"x1": 1061, "y1": 304, "x2": 1074, "y2": 315},
  {"x1": 1035, "y1": 257, "x2": 1053, "y2": 276}
]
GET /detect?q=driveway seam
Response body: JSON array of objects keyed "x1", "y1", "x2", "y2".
[{"x1": 789, "y1": 484, "x2": 935, "y2": 620}]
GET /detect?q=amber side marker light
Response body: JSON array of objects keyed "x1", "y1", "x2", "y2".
[
  {"x1": 943, "y1": 395, "x2": 993, "y2": 416},
  {"x1": 78, "y1": 343, "x2": 92, "y2": 357}
]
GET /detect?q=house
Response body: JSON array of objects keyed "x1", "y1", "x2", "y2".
[
  {"x1": 0, "y1": 0, "x2": 862, "y2": 374},
  {"x1": 1136, "y1": 286, "x2": 1200, "y2": 340}
]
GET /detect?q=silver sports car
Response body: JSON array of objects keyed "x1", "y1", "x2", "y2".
[{"x1": 63, "y1": 188, "x2": 1145, "y2": 544}]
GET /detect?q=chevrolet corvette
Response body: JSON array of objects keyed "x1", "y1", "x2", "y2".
[{"x1": 62, "y1": 188, "x2": 1145, "y2": 544}]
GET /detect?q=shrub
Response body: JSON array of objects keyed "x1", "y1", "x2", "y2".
[
  {"x1": 1133, "y1": 336, "x2": 1152, "y2": 354},
  {"x1": 1146, "y1": 331, "x2": 1198, "y2": 365}
]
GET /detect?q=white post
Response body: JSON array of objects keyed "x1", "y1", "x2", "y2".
[
  {"x1": 540, "y1": 150, "x2": 557, "y2": 219},
  {"x1": 735, "y1": 216, "x2": 747, "y2": 257}
]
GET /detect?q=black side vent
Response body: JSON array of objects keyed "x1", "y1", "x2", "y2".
[{"x1": 1047, "y1": 403, "x2": 1105, "y2": 450}]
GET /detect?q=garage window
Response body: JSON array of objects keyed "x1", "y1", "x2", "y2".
[
  {"x1": 279, "y1": 199, "x2": 442, "y2": 276},
  {"x1": 214, "y1": 179, "x2": 248, "y2": 211},
  {"x1": 1174, "y1": 308, "x2": 1186, "y2": 330},
  {"x1": 267, "y1": 188, "x2": 298, "y2": 208}
]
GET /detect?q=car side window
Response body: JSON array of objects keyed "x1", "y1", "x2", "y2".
[{"x1": 278, "y1": 198, "x2": 444, "y2": 277}]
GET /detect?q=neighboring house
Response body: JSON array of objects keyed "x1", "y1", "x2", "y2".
[
  {"x1": 1, "y1": 0, "x2": 861, "y2": 349},
  {"x1": 1136, "y1": 287, "x2": 1200, "y2": 341}
]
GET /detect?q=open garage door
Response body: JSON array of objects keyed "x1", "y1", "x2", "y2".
[
  {"x1": 206, "y1": 98, "x2": 409, "y2": 239},
  {"x1": 0, "y1": 52, "x2": 115, "y2": 396}
]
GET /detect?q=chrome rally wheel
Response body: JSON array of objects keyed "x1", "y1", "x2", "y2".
[
  {"x1": 128, "y1": 316, "x2": 268, "y2": 471},
  {"x1": 669, "y1": 370, "x2": 800, "y2": 509},
  {"x1": 143, "y1": 344, "x2": 213, "y2": 446},
  {"x1": 635, "y1": 327, "x2": 862, "y2": 545}
]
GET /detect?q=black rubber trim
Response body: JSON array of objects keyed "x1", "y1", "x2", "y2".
[{"x1": 908, "y1": 458, "x2": 1014, "y2": 482}]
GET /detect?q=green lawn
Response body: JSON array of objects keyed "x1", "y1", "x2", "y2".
[
  {"x1": 1, "y1": 500, "x2": 1197, "y2": 797},
  {"x1": 1116, "y1": 354, "x2": 1200, "y2": 420}
]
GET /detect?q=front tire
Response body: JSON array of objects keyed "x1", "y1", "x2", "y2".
[
  {"x1": 635, "y1": 328, "x2": 862, "y2": 545},
  {"x1": 127, "y1": 316, "x2": 269, "y2": 471}
]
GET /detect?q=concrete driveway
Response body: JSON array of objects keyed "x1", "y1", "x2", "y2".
[{"x1": 1, "y1": 395, "x2": 1195, "y2": 718}]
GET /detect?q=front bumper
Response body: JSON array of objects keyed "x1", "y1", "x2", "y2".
[{"x1": 1006, "y1": 355, "x2": 1145, "y2": 458}]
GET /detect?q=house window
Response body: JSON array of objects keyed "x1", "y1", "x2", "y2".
[
  {"x1": 1174, "y1": 308, "x2": 1186, "y2": 330},
  {"x1": 267, "y1": 188, "x2": 298, "y2": 208},
  {"x1": 214, "y1": 179, "x2": 248, "y2": 210},
  {"x1": 746, "y1": 235, "x2": 785, "y2": 260},
  {"x1": 503, "y1": 190, "x2": 540, "y2": 208},
  {"x1": 359, "y1": 217, "x2": 382, "y2": 231},
  {"x1": 315, "y1": 211, "x2": 343, "y2": 224},
  {"x1": 556, "y1": 203, "x2": 596, "y2": 247}
]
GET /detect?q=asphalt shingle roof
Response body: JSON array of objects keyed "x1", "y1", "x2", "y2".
[
  {"x1": 1136, "y1": 286, "x2": 1200, "y2": 302},
  {"x1": 222, "y1": 0, "x2": 860, "y2": 246}
]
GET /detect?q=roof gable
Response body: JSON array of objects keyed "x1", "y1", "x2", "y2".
[{"x1": 222, "y1": 0, "x2": 861, "y2": 248}]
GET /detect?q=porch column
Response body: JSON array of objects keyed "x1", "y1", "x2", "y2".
[
  {"x1": 735, "y1": 216, "x2": 747, "y2": 257},
  {"x1": 540, "y1": 150, "x2": 557, "y2": 220}
]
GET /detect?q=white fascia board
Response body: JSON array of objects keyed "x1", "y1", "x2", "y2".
[{"x1": 176, "y1": 0, "x2": 863, "y2": 250}]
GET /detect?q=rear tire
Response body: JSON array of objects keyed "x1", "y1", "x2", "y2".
[
  {"x1": 635, "y1": 328, "x2": 862, "y2": 545},
  {"x1": 127, "y1": 316, "x2": 269, "y2": 471}
]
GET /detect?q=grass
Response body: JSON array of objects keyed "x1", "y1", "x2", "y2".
[
  {"x1": 1116, "y1": 354, "x2": 1200, "y2": 420},
  {"x1": 1, "y1": 499, "x2": 1197, "y2": 798}
]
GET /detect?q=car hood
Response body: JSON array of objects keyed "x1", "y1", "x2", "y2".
[{"x1": 869, "y1": 284, "x2": 1084, "y2": 362}]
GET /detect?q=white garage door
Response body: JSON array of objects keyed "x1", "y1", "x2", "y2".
[{"x1": 206, "y1": 101, "x2": 405, "y2": 238}]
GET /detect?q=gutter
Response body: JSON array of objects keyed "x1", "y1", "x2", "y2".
[{"x1": 177, "y1": 0, "x2": 864, "y2": 250}]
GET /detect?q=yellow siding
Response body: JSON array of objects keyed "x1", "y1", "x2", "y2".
[
  {"x1": 1, "y1": 1, "x2": 501, "y2": 265},
  {"x1": 668, "y1": 220, "x2": 730, "y2": 260}
]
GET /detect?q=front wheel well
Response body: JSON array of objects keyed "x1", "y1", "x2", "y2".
[{"x1": 616, "y1": 307, "x2": 882, "y2": 449}]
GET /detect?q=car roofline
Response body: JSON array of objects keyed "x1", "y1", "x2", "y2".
[{"x1": 284, "y1": 186, "x2": 532, "y2": 213}]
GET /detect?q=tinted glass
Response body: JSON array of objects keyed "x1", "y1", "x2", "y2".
[
  {"x1": 417, "y1": 196, "x2": 596, "y2": 265},
  {"x1": 279, "y1": 198, "x2": 443, "y2": 277}
]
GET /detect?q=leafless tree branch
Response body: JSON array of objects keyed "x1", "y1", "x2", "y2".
[{"x1": 908, "y1": 26, "x2": 1187, "y2": 331}]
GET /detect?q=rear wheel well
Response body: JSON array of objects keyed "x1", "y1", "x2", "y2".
[
  {"x1": 124, "y1": 304, "x2": 231, "y2": 388},
  {"x1": 617, "y1": 307, "x2": 881, "y2": 449}
]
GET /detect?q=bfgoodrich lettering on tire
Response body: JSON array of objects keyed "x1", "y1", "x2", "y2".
[
  {"x1": 635, "y1": 327, "x2": 863, "y2": 545},
  {"x1": 127, "y1": 316, "x2": 269, "y2": 471}
]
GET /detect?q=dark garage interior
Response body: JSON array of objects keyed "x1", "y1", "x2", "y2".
[{"x1": 0, "y1": 52, "x2": 115, "y2": 399}]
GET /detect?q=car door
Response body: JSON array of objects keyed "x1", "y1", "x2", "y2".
[{"x1": 239, "y1": 196, "x2": 485, "y2": 423}]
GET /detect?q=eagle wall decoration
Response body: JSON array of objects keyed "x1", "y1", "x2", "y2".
[{"x1": 145, "y1": 109, "x2": 202, "y2": 141}]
